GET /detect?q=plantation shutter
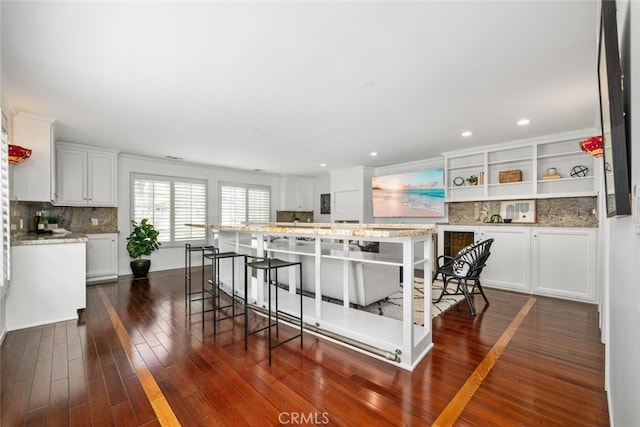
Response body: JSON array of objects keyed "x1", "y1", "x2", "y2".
[
  {"x1": 1, "y1": 123, "x2": 9, "y2": 285},
  {"x1": 248, "y1": 188, "x2": 270, "y2": 224},
  {"x1": 174, "y1": 180, "x2": 206, "y2": 242},
  {"x1": 220, "y1": 185, "x2": 246, "y2": 226},
  {"x1": 132, "y1": 176, "x2": 171, "y2": 243},
  {"x1": 131, "y1": 173, "x2": 207, "y2": 246},
  {"x1": 220, "y1": 183, "x2": 270, "y2": 226}
]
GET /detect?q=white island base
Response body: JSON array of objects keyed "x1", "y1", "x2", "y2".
[
  {"x1": 253, "y1": 282, "x2": 433, "y2": 369},
  {"x1": 7, "y1": 241, "x2": 87, "y2": 331},
  {"x1": 198, "y1": 223, "x2": 435, "y2": 371}
]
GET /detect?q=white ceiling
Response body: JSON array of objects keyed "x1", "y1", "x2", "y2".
[{"x1": 1, "y1": 1, "x2": 601, "y2": 177}]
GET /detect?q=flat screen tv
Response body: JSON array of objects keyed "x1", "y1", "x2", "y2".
[
  {"x1": 372, "y1": 169, "x2": 445, "y2": 218},
  {"x1": 598, "y1": 0, "x2": 631, "y2": 217}
]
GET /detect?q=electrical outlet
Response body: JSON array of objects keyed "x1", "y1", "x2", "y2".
[{"x1": 91, "y1": 218, "x2": 99, "y2": 226}]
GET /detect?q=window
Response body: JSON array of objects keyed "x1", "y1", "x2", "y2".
[
  {"x1": 220, "y1": 182, "x2": 270, "y2": 226},
  {"x1": 131, "y1": 173, "x2": 207, "y2": 246},
  {"x1": 1, "y1": 123, "x2": 9, "y2": 286}
]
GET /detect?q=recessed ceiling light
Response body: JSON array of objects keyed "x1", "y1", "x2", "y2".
[
  {"x1": 517, "y1": 119, "x2": 531, "y2": 126},
  {"x1": 461, "y1": 131, "x2": 472, "y2": 137},
  {"x1": 370, "y1": 152, "x2": 379, "y2": 157},
  {"x1": 320, "y1": 163, "x2": 327, "y2": 167}
]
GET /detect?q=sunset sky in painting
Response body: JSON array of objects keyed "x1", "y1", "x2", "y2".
[{"x1": 372, "y1": 169, "x2": 444, "y2": 190}]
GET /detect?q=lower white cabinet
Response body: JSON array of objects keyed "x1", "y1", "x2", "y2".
[
  {"x1": 437, "y1": 225, "x2": 597, "y2": 303},
  {"x1": 531, "y1": 228, "x2": 596, "y2": 302},
  {"x1": 7, "y1": 242, "x2": 86, "y2": 330},
  {"x1": 86, "y1": 233, "x2": 118, "y2": 282},
  {"x1": 478, "y1": 227, "x2": 531, "y2": 293}
]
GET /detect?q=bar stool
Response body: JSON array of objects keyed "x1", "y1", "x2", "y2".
[
  {"x1": 244, "y1": 255, "x2": 303, "y2": 365},
  {"x1": 203, "y1": 248, "x2": 246, "y2": 334},
  {"x1": 184, "y1": 244, "x2": 215, "y2": 313}
]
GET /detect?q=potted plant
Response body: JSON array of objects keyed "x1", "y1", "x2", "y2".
[
  {"x1": 466, "y1": 175, "x2": 478, "y2": 186},
  {"x1": 45, "y1": 215, "x2": 60, "y2": 229},
  {"x1": 126, "y1": 219, "x2": 161, "y2": 278}
]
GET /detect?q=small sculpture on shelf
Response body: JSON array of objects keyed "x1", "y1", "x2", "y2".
[{"x1": 542, "y1": 167, "x2": 561, "y2": 180}]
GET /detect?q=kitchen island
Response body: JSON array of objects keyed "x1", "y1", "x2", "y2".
[
  {"x1": 7, "y1": 232, "x2": 88, "y2": 330},
  {"x1": 191, "y1": 223, "x2": 434, "y2": 370}
]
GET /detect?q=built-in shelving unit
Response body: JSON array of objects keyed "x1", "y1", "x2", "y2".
[{"x1": 444, "y1": 131, "x2": 598, "y2": 202}]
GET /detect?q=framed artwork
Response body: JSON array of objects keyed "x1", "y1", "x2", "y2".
[
  {"x1": 371, "y1": 168, "x2": 445, "y2": 217},
  {"x1": 598, "y1": 0, "x2": 631, "y2": 217},
  {"x1": 500, "y1": 200, "x2": 536, "y2": 223},
  {"x1": 320, "y1": 193, "x2": 331, "y2": 214}
]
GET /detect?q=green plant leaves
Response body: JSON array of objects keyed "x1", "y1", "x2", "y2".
[{"x1": 126, "y1": 219, "x2": 161, "y2": 259}]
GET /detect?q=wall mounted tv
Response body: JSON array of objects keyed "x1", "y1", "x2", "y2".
[
  {"x1": 372, "y1": 169, "x2": 445, "y2": 218},
  {"x1": 598, "y1": 0, "x2": 631, "y2": 217}
]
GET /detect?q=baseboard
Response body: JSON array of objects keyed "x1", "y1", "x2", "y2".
[{"x1": 0, "y1": 324, "x2": 7, "y2": 346}]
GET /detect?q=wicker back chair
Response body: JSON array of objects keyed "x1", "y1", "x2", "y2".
[{"x1": 432, "y1": 238, "x2": 494, "y2": 315}]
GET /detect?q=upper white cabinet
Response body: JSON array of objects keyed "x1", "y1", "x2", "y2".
[
  {"x1": 280, "y1": 177, "x2": 314, "y2": 211},
  {"x1": 444, "y1": 132, "x2": 597, "y2": 202},
  {"x1": 55, "y1": 142, "x2": 119, "y2": 206},
  {"x1": 330, "y1": 166, "x2": 373, "y2": 223},
  {"x1": 11, "y1": 113, "x2": 56, "y2": 202}
]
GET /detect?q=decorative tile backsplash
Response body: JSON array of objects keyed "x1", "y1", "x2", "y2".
[
  {"x1": 10, "y1": 201, "x2": 118, "y2": 233},
  {"x1": 447, "y1": 197, "x2": 598, "y2": 227}
]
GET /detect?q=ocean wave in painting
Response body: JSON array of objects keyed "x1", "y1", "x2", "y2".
[{"x1": 373, "y1": 188, "x2": 445, "y2": 217}]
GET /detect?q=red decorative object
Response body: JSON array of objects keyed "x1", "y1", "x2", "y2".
[
  {"x1": 8, "y1": 144, "x2": 32, "y2": 164},
  {"x1": 579, "y1": 135, "x2": 603, "y2": 158}
]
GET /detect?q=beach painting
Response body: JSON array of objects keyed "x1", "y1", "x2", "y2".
[{"x1": 372, "y1": 169, "x2": 445, "y2": 217}]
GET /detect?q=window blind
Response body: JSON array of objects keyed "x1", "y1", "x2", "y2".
[
  {"x1": 1, "y1": 125, "x2": 9, "y2": 285},
  {"x1": 220, "y1": 183, "x2": 270, "y2": 226},
  {"x1": 131, "y1": 173, "x2": 207, "y2": 246},
  {"x1": 174, "y1": 181, "x2": 206, "y2": 242}
]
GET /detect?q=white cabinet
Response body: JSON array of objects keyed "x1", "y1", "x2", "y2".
[
  {"x1": 11, "y1": 113, "x2": 56, "y2": 202},
  {"x1": 330, "y1": 166, "x2": 373, "y2": 223},
  {"x1": 55, "y1": 142, "x2": 119, "y2": 206},
  {"x1": 531, "y1": 228, "x2": 596, "y2": 302},
  {"x1": 444, "y1": 131, "x2": 597, "y2": 202},
  {"x1": 281, "y1": 177, "x2": 314, "y2": 210},
  {"x1": 477, "y1": 226, "x2": 531, "y2": 293},
  {"x1": 86, "y1": 233, "x2": 118, "y2": 282},
  {"x1": 436, "y1": 225, "x2": 597, "y2": 303},
  {"x1": 7, "y1": 242, "x2": 86, "y2": 330}
]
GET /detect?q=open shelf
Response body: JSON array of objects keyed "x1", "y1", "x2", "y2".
[{"x1": 444, "y1": 135, "x2": 596, "y2": 201}]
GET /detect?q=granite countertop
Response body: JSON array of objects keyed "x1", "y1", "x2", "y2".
[
  {"x1": 437, "y1": 222, "x2": 598, "y2": 228},
  {"x1": 11, "y1": 232, "x2": 89, "y2": 246},
  {"x1": 188, "y1": 223, "x2": 435, "y2": 238}
]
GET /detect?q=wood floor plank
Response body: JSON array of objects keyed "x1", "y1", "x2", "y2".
[
  {"x1": 28, "y1": 357, "x2": 53, "y2": 410},
  {"x1": 68, "y1": 402, "x2": 92, "y2": 427}
]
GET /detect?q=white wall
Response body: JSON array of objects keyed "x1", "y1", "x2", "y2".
[
  {"x1": 607, "y1": 1, "x2": 640, "y2": 425},
  {"x1": 117, "y1": 154, "x2": 283, "y2": 275}
]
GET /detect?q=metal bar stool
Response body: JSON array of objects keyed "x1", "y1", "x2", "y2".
[
  {"x1": 184, "y1": 243, "x2": 215, "y2": 313},
  {"x1": 244, "y1": 255, "x2": 303, "y2": 365},
  {"x1": 203, "y1": 248, "x2": 246, "y2": 334}
]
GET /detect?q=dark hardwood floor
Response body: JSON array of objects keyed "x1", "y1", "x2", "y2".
[{"x1": 1, "y1": 267, "x2": 609, "y2": 426}]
